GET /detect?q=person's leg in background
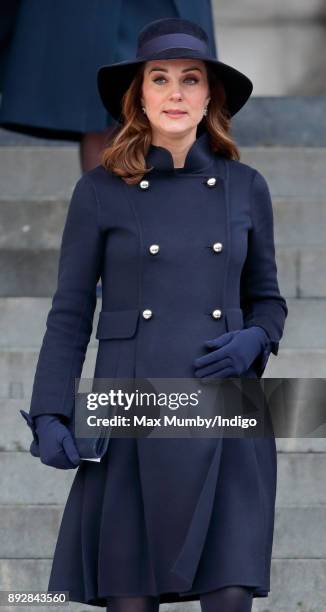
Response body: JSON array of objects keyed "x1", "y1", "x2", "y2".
[
  {"x1": 79, "y1": 126, "x2": 117, "y2": 173},
  {"x1": 200, "y1": 585, "x2": 254, "y2": 612},
  {"x1": 106, "y1": 595, "x2": 160, "y2": 612}
]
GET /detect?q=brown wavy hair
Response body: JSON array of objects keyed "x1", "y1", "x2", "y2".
[{"x1": 101, "y1": 62, "x2": 240, "y2": 185}]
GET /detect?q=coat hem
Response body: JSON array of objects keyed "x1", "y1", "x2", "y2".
[
  {"x1": 0, "y1": 119, "x2": 114, "y2": 142},
  {"x1": 64, "y1": 580, "x2": 270, "y2": 607}
]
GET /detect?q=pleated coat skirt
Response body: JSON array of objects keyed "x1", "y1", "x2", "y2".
[
  {"x1": 48, "y1": 435, "x2": 277, "y2": 606},
  {"x1": 27, "y1": 130, "x2": 287, "y2": 606}
]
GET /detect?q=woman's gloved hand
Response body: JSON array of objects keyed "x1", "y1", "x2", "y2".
[
  {"x1": 193, "y1": 326, "x2": 270, "y2": 379},
  {"x1": 34, "y1": 414, "x2": 81, "y2": 469}
]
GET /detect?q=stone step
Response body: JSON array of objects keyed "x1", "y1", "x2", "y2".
[
  {"x1": 0, "y1": 145, "x2": 80, "y2": 200},
  {"x1": 2, "y1": 245, "x2": 325, "y2": 298},
  {"x1": 0, "y1": 559, "x2": 324, "y2": 612},
  {"x1": 3, "y1": 398, "x2": 326, "y2": 454},
  {"x1": 0, "y1": 249, "x2": 60, "y2": 297},
  {"x1": 0, "y1": 298, "x2": 101, "y2": 347},
  {"x1": 279, "y1": 246, "x2": 326, "y2": 299},
  {"x1": 1, "y1": 451, "x2": 325, "y2": 506},
  {"x1": 273, "y1": 197, "x2": 326, "y2": 246},
  {"x1": 0, "y1": 504, "x2": 325, "y2": 560},
  {"x1": 0, "y1": 199, "x2": 68, "y2": 250},
  {"x1": 0, "y1": 298, "x2": 324, "y2": 350},
  {"x1": 0, "y1": 557, "x2": 96, "y2": 612},
  {"x1": 241, "y1": 148, "x2": 326, "y2": 199},
  {"x1": 215, "y1": 1, "x2": 325, "y2": 22},
  {"x1": 267, "y1": 348, "x2": 326, "y2": 378},
  {"x1": 1, "y1": 145, "x2": 326, "y2": 199},
  {"x1": 2, "y1": 195, "x2": 326, "y2": 250},
  {"x1": 214, "y1": 11, "x2": 326, "y2": 95},
  {"x1": 232, "y1": 97, "x2": 326, "y2": 145},
  {"x1": 0, "y1": 348, "x2": 98, "y2": 400}
]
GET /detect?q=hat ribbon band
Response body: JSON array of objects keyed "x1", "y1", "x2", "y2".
[{"x1": 137, "y1": 33, "x2": 208, "y2": 57}]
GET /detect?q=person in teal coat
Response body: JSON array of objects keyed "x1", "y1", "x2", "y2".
[{"x1": 20, "y1": 17, "x2": 287, "y2": 612}]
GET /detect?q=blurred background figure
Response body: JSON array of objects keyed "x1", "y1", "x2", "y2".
[
  {"x1": 0, "y1": 1, "x2": 20, "y2": 91},
  {"x1": 0, "y1": 0, "x2": 217, "y2": 173}
]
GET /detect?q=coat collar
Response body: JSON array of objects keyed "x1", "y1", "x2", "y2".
[{"x1": 145, "y1": 130, "x2": 220, "y2": 175}]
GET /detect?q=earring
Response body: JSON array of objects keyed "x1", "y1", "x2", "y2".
[
  {"x1": 142, "y1": 106, "x2": 147, "y2": 115},
  {"x1": 203, "y1": 106, "x2": 208, "y2": 117}
]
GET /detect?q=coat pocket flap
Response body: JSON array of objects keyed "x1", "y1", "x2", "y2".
[
  {"x1": 96, "y1": 309, "x2": 140, "y2": 339},
  {"x1": 225, "y1": 308, "x2": 244, "y2": 332}
]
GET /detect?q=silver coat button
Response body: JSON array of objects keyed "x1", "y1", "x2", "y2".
[
  {"x1": 142, "y1": 309, "x2": 152, "y2": 319},
  {"x1": 212, "y1": 242, "x2": 223, "y2": 252},
  {"x1": 206, "y1": 177, "x2": 216, "y2": 187},
  {"x1": 149, "y1": 244, "x2": 160, "y2": 255},
  {"x1": 140, "y1": 180, "x2": 149, "y2": 190},
  {"x1": 211, "y1": 309, "x2": 222, "y2": 319}
]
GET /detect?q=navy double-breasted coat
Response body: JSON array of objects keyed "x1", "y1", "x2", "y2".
[{"x1": 27, "y1": 128, "x2": 287, "y2": 606}]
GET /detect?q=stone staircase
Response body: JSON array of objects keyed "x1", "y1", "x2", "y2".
[{"x1": 0, "y1": 98, "x2": 326, "y2": 611}]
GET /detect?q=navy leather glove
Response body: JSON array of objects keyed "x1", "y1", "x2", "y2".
[
  {"x1": 194, "y1": 326, "x2": 270, "y2": 379},
  {"x1": 20, "y1": 410, "x2": 81, "y2": 469}
]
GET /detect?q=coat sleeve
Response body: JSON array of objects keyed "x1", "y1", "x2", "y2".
[
  {"x1": 240, "y1": 169, "x2": 288, "y2": 377},
  {"x1": 26, "y1": 173, "x2": 105, "y2": 423}
]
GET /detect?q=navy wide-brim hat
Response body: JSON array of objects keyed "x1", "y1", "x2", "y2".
[{"x1": 97, "y1": 17, "x2": 253, "y2": 122}]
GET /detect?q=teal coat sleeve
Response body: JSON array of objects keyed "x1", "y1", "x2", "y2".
[{"x1": 240, "y1": 170, "x2": 288, "y2": 377}]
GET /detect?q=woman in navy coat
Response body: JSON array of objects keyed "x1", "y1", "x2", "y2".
[{"x1": 21, "y1": 17, "x2": 288, "y2": 612}]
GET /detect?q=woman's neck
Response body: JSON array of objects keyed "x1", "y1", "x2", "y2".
[{"x1": 151, "y1": 130, "x2": 197, "y2": 169}]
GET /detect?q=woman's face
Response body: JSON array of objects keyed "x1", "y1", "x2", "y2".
[{"x1": 141, "y1": 59, "x2": 210, "y2": 139}]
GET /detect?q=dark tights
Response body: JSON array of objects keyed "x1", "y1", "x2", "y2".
[
  {"x1": 106, "y1": 596, "x2": 160, "y2": 612},
  {"x1": 106, "y1": 586, "x2": 253, "y2": 611},
  {"x1": 200, "y1": 585, "x2": 254, "y2": 611}
]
